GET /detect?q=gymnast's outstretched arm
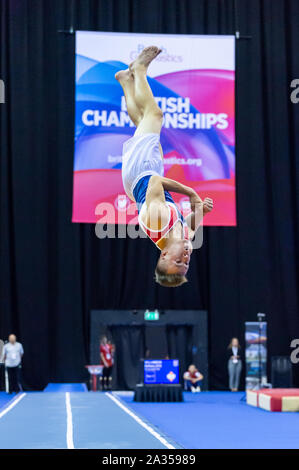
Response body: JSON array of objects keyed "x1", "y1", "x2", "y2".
[
  {"x1": 146, "y1": 175, "x2": 203, "y2": 209},
  {"x1": 145, "y1": 175, "x2": 213, "y2": 237}
]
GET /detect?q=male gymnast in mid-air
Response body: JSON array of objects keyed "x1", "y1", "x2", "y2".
[{"x1": 116, "y1": 46, "x2": 213, "y2": 287}]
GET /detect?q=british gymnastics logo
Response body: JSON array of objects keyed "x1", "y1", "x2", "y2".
[{"x1": 129, "y1": 44, "x2": 183, "y2": 63}]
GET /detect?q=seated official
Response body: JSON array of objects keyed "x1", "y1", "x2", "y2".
[{"x1": 183, "y1": 364, "x2": 203, "y2": 392}]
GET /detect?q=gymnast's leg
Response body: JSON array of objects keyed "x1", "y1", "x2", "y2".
[
  {"x1": 129, "y1": 46, "x2": 164, "y2": 138},
  {"x1": 116, "y1": 46, "x2": 164, "y2": 152},
  {"x1": 115, "y1": 68, "x2": 142, "y2": 127}
]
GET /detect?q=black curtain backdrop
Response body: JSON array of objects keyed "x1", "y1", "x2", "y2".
[
  {"x1": 166, "y1": 325, "x2": 193, "y2": 383},
  {"x1": 144, "y1": 325, "x2": 168, "y2": 359},
  {"x1": 109, "y1": 326, "x2": 145, "y2": 390},
  {"x1": 0, "y1": 0, "x2": 298, "y2": 390}
]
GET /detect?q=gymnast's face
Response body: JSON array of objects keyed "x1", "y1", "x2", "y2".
[{"x1": 159, "y1": 239, "x2": 193, "y2": 276}]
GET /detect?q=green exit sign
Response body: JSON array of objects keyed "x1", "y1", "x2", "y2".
[{"x1": 144, "y1": 310, "x2": 159, "y2": 321}]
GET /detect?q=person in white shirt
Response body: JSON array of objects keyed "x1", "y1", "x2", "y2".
[
  {"x1": 3, "y1": 334, "x2": 24, "y2": 393},
  {"x1": 227, "y1": 337, "x2": 242, "y2": 391}
]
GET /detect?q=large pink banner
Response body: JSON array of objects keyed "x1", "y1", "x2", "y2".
[{"x1": 73, "y1": 32, "x2": 236, "y2": 226}]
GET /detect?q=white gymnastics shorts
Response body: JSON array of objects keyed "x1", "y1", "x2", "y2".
[{"x1": 121, "y1": 132, "x2": 164, "y2": 201}]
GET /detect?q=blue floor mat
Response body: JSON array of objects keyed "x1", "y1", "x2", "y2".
[
  {"x1": 71, "y1": 392, "x2": 179, "y2": 449},
  {"x1": 43, "y1": 383, "x2": 87, "y2": 392},
  {"x1": 0, "y1": 393, "x2": 67, "y2": 448},
  {"x1": 1, "y1": 390, "x2": 298, "y2": 449},
  {"x1": 0, "y1": 392, "x2": 15, "y2": 410},
  {"x1": 0, "y1": 392, "x2": 179, "y2": 449},
  {"x1": 120, "y1": 391, "x2": 299, "y2": 449}
]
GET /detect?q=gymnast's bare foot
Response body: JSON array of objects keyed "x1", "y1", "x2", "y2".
[
  {"x1": 130, "y1": 46, "x2": 162, "y2": 72},
  {"x1": 115, "y1": 68, "x2": 133, "y2": 82}
]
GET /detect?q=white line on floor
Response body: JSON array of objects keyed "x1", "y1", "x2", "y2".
[
  {"x1": 0, "y1": 393, "x2": 26, "y2": 419},
  {"x1": 106, "y1": 392, "x2": 175, "y2": 449},
  {"x1": 65, "y1": 392, "x2": 74, "y2": 449}
]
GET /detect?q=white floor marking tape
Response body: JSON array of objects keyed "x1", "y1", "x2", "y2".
[
  {"x1": 0, "y1": 393, "x2": 26, "y2": 419},
  {"x1": 65, "y1": 392, "x2": 74, "y2": 449},
  {"x1": 106, "y1": 392, "x2": 175, "y2": 449}
]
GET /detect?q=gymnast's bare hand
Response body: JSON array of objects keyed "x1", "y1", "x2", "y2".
[{"x1": 203, "y1": 197, "x2": 214, "y2": 214}]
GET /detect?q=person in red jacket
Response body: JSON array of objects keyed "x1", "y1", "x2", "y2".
[
  {"x1": 184, "y1": 364, "x2": 203, "y2": 392},
  {"x1": 100, "y1": 336, "x2": 115, "y2": 390}
]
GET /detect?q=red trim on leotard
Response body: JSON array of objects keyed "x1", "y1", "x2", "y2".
[{"x1": 139, "y1": 202, "x2": 189, "y2": 249}]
